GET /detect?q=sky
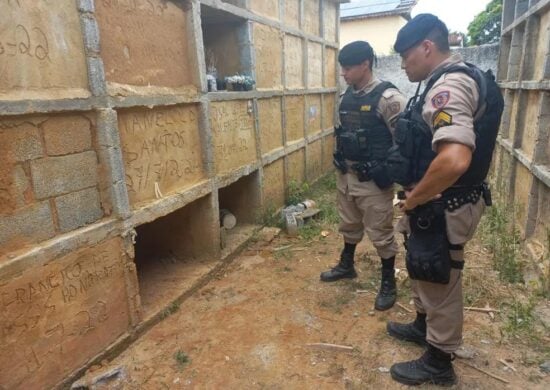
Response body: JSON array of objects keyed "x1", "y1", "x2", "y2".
[{"x1": 411, "y1": 0, "x2": 492, "y2": 33}]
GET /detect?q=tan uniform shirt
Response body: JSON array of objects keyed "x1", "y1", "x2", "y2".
[
  {"x1": 397, "y1": 53, "x2": 486, "y2": 245},
  {"x1": 422, "y1": 53, "x2": 480, "y2": 152},
  {"x1": 336, "y1": 77, "x2": 407, "y2": 196}
]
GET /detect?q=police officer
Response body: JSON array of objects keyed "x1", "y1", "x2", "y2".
[
  {"x1": 320, "y1": 41, "x2": 406, "y2": 311},
  {"x1": 384, "y1": 14, "x2": 504, "y2": 385}
]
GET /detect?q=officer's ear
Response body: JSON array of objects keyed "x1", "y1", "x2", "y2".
[
  {"x1": 420, "y1": 40, "x2": 433, "y2": 57},
  {"x1": 362, "y1": 59, "x2": 371, "y2": 70}
]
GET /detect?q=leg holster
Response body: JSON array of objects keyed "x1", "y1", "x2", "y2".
[{"x1": 405, "y1": 202, "x2": 458, "y2": 284}]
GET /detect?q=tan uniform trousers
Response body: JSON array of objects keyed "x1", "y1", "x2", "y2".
[
  {"x1": 396, "y1": 198, "x2": 485, "y2": 353},
  {"x1": 337, "y1": 172, "x2": 398, "y2": 260}
]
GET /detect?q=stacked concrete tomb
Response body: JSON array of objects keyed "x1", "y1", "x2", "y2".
[
  {"x1": 494, "y1": 0, "x2": 550, "y2": 286},
  {"x1": 0, "y1": 0, "x2": 341, "y2": 388}
]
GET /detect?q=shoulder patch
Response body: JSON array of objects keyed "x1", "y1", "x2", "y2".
[
  {"x1": 431, "y1": 91, "x2": 450, "y2": 109},
  {"x1": 433, "y1": 110, "x2": 453, "y2": 129},
  {"x1": 389, "y1": 101, "x2": 401, "y2": 115}
]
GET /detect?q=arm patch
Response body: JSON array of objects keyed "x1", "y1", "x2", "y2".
[{"x1": 433, "y1": 110, "x2": 453, "y2": 130}]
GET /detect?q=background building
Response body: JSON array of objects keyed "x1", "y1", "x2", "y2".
[{"x1": 340, "y1": 0, "x2": 417, "y2": 54}]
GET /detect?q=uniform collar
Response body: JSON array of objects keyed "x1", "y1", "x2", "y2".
[
  {"x1": 426, "y1": 53, "x2": 464, "y2": 82},
  {"x1": 352, "y1": 76, "x2": 380, "y2": 95}
]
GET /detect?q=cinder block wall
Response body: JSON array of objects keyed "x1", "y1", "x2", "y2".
[
  {"x1": 0, "y1": 0, "x2": 341, "y2": 388},
  {"x1": 493, "y1": 0, "x2": 550, "y2": 286},
  {"x1": 374, "y1": 44, "x2": 500, "y2": 98}
]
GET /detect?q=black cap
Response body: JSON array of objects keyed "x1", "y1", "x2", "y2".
[
  {"x1": 338, "y1": 41, "x2": 374, "y2": 66},
  {"x1": 394, "y1": 13, "x2": 448, "y2": 53}
]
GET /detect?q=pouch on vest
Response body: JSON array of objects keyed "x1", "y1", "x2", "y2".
[
  {"x1": 368, "y1": 160, "x2": 393, "y2": 189},
  {"x1": 406, "y1": 202, "x2": 452, "y2": 284},
  {"x1": 339, "y1": 128, "x2": 369, "y2": 160}
]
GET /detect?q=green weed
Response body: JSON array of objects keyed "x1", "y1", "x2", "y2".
[
  {"x1": 160, "y1": 301, "x2": 180, "y2": 319},
  {"x1": 479, "y1": 203, "x2": 523, "y2": 283},
  {"x1": 174, "y1": 350, "x2": 190, "y2": 369}
]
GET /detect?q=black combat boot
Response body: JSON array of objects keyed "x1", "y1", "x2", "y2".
[
  {"x1": 374, "y1": 268, "x2": 397, "y2": 310},
  {"x1": 320, "y1": 251, "x2": 357, "y2": 282},
  {"x1": 387, "y1": 312, "x2": 428, "y2": 347},
  {"x1": 390, "y1": 344, "x2": 457, "y2": 386}
]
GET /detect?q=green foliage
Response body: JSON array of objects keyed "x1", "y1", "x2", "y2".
[
  {"x1": 160, "y1": 301, "x2": 180, "y2": 319},
  {"x1": 286, "y1": 180, "x2": 310, "y2": 205},
  {"x1": 467, "y1": 0, "x2": 502, "y2": 46},
  {"x1": 174, "y1": 350, "x2": 190, "y2": 369},
  {"x1": 256, "y1": 203, "x2": 283, "y2": 228},
  {"x1": 503, "y1": 298, "x2": 536, "y2": 337},
  {"x1": 479, "y1": 202, "x2": 523, "y2": 283}
]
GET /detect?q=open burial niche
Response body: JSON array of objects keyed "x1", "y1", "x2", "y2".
[
  {"x1": 218, "y1": 171, "x2": 262, "y2": 254},
  {"x1": 201, "y1": 4, "x2": 254, "y2": 91},
  {"x1": 133, "y1": 195, "x2": 217, "y2": 317}
]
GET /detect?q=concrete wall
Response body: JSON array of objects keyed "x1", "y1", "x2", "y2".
[
  {"x1": 340, "y1": 15, "x2": 407, "y2": 55},
  {"x1": 0, "y1": 0, "x2": 341, "y2": 387},
  {"x1": 495, "y1": 0, "x2": 550, "y2": 288},
  {"x1": 373, "y1": 44, "x2": 501, "y2": 99}
]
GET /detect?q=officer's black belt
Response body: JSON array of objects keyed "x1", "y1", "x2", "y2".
[{"x1": 441, "y1": 186, "x2": 483, "y2": 212}]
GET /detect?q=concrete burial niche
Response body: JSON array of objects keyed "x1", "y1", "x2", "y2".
[
  {"x1": 254, "y1": 23, "x2": 283, "y2": 89},
  {"x1": 0, "y1": 238, "x2": 131, "y2": 389},
  {"x1": 308, "y1": 42, "x2": 323, "y2": 88},
  {"x1": 0, "y1": 0, "x2": 89, "y2": 100},
  {"x1": 307, "y1": 139, "x2": 323, "y2": 183},
  {"x1": 0, "y1": 113, "x2": 103, "y2": 259},
  {"x1": 95, "y1": 0, "x2": 197, "y2": 92},
  {"x1": 262, "y1": 158, "x2": 286, "y2": 210},
  {"x1": 325, "y1": 48, "x2": 338, "y2": 88},
  {"x1": 201, "y1": 4, "x2": 252, "y2": 85},
  {"x1": 210, "y1": 100, "x2": 257, "y2": 174},
  {"x1": 323, "y1": 93, "x2": 336, "y2": 130},
  {"x1": 258, "y1": 97, "x2": 284, "y2": 155},
  {"x1": 284, "y1": 34, "x2": 305, "y2": 89},
  {"x1": 287, "y1": 148, "x2": 306, "y2": 184},
  {"x1": 285, "y1": 95, "x2": 306, "y2": 143},
  {"x1": 283, "y1": 0, "x2": 300, "y2": 29},
  {"x1": 323, "y1": 0, "x2": 338, "y2": 42},
  {"x1": 322, "y1": 134, "x2": 336, "y2": 172},
  {"x1": 303, "y1": 0, "x2": 321, "y2": 36},
  {"x1": 306, "y1": 94, "x2": 322, "y2": 135},
  {"x1": 117, "y1": 105, "x2": 206, "y2": 208},
  {"x1": 250, "y1": 0, "x2": 280, "y2": 20},
  {"x1": 134, "y1": 195, "x2": 217, "y2": 318},
  {"x1": 218, "y1": 171, "x2": 262, "y2": 255}
]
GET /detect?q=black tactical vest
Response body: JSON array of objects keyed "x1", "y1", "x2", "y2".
[
  {"x1": 387, "y1": 63, "x2": 504, "y2": 187},
  {"x1": 337, "y1": 81, "x2": 396, "y2": 161}
]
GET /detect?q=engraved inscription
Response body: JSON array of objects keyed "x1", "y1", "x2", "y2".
[
  {"x1": 96, "y1": 0, "x2": 194, "y2": 88},
  {"x1": 119, "y1": 105, "x2": 205, "y2": 206},
  {"x1": 210, "y1": 101, "x2": 257, "y2": 174},
  {"x1": 0, "y1": 239, "x2": 129, "y2": 389},
  {"x1": 0, "y1": 0, "x2": 88, "y2": 94}
]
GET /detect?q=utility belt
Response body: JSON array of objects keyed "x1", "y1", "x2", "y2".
[
  {"x1": 441, "y1": 183, "x2": 492, "y2": 211},
  {"x1": 333, "y1": 151, "x2": 393, "y2": 189},
  {"x1": 402, "y1": 183, "x2": 491, "y2": 284}
]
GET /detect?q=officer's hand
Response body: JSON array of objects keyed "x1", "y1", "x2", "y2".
[{"x1": 398, "y1": 191, "x2": 441, "y2": 211}]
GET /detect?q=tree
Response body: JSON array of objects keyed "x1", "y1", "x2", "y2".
[{"x1": 467, "y1": 0, "x2": 503, "y2": 46}]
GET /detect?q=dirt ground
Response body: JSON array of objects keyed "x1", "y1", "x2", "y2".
[{"x1": 77, "y1": 180, "x2": 550, "y2": 390}]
